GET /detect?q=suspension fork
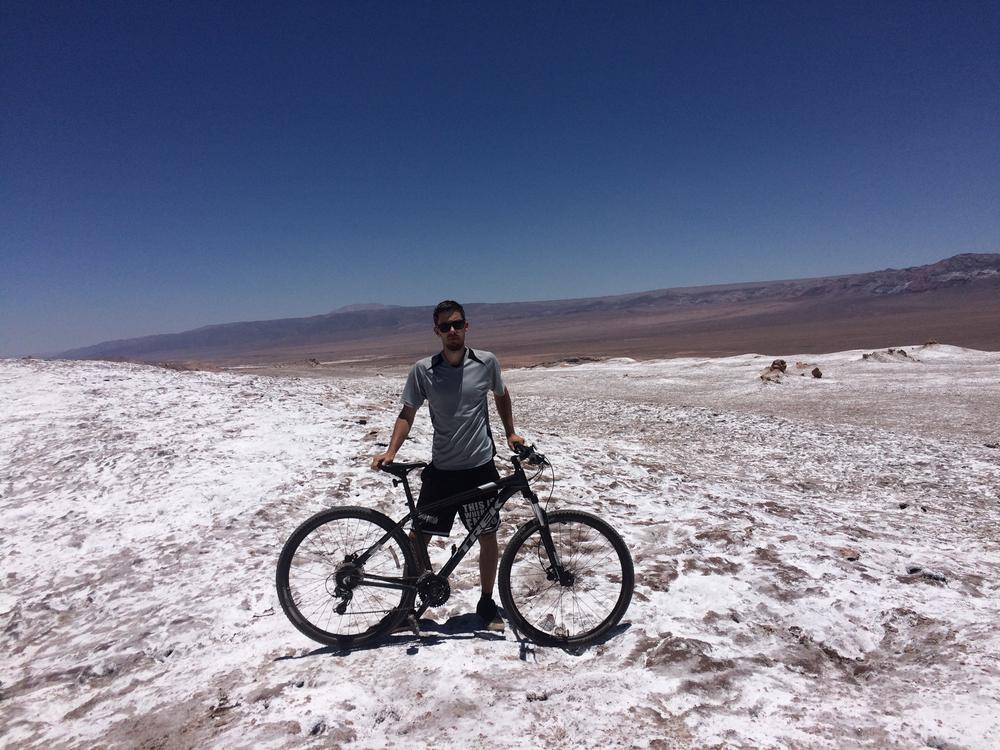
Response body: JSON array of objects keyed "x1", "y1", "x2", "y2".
[{"x1": 527, "y1": 490, "x2": 567, "y2": 581}]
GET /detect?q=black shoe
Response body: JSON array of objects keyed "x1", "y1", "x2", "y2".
[{"x1": 476, "y1": 597, "x2": 504, "y2": 632}]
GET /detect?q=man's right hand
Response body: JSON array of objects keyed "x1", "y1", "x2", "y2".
[
  {"x1": 373, "y1": 407, "x2": 416, "y2": 472},
  {"x1": 371, "y1": 452, "x2": 395, "y2": 471}
]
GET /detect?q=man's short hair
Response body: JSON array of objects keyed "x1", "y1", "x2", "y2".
[{"x1": 433, "y1": 300, "x2": 465, "y2": 323}]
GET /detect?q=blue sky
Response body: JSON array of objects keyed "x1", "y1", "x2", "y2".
[{"x1": 2, "y1": 1, "x2": 998, "y2": 355}]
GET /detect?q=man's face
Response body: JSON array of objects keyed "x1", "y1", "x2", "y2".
[{"x1": 434, "y1": 310, "x2": 467, "y2": 352}]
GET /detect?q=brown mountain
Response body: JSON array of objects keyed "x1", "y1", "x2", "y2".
[{"x1": 61, "y1": 253, "x2": 1000, "y2": 366}]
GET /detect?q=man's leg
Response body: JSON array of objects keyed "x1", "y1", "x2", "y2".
[
  {"x1": 478, "y1": 532, "x2": 498, "y2": 596},
  {"x1": 394, "y1": 531, "x2": 432, "y2": 632},
  {"x1": 408, "y1": 530, "x2": 432, "y2": 572},
  {"x1": 476, "y1": 532, "x2": 504, "y2": 631}
]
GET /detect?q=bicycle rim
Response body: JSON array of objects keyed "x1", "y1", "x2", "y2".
[
  {"x1": 500, "y1": 510, "x2": 633, "y2": 647},
  {"x1": 276, "y1": 507, "x2": 416, "y2": 647}
]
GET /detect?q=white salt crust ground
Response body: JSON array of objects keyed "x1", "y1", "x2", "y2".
[{"x1": 1, "y1": 344, "x2": 998, "y2": 749}]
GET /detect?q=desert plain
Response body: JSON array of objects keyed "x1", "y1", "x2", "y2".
[{"x1": 1, "y1": 342, "x2": 999, "y2": 748}]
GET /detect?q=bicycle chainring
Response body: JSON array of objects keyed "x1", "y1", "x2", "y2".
[{"x1": 416, "y1": 572, "x2": 451, "y2": 607}]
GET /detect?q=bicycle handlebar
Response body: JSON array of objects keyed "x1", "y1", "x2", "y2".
[
  {"x1": 513, "y1": 442, "x2": 548, "y2": 466},
  {"x1": 378, "y1": 444, "x2": 548, "y2": 475}
]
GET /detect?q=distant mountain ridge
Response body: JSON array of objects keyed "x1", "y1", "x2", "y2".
[
  {"x1": 329, "y1": 303, "x2": 402, "y2": 314},
  {"x1": 59, "y1": 253, "x2": 1000, "y2": 363}
]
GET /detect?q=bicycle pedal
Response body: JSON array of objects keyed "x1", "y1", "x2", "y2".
[
  {"x1": 406, "y1": 613, "x2": 422, "y2": 637},
  {"x1": 485, "y1": 616, "x2": 505, "y2": 633},
  {"x1": 392, "y1": 612, "x2": 423, "y2": 636}
]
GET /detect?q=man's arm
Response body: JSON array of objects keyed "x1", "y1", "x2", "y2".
[
  {"x1": 494, "y1": 387, "x2": 524, "y2": 451},
  {"x1": 371, "y1": 404, "x2": 417, "y2": 470}
]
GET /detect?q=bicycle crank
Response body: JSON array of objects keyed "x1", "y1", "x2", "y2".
[{"x1": 416, "y1": 572, "x2": 451, "y2": 607}]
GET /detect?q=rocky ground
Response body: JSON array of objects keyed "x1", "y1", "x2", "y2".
[{"x1": 1, "y1": 344, "x2": 998, "y2": 748}]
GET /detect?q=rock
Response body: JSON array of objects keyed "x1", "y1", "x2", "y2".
[
  {"x1": 837, "y1": 547, "x2": 860, "y2": 561},
  {"x1": 903, "y1": 566, "x2": 947, "y2": 584},
  {"x1": 760, "y1": 359, "x2": 788, "y2": 383},
  {"x1": 811, "y1": 367, "x2": 822, "y2": 378},
  {"x1": 862, "y1": 348, "x2": 917, "y2": 362},
  {"x1": 898, "y1": 502, "x2": 909, "y2": 509}
]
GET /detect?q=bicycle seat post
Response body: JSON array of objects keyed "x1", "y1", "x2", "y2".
[{"x1": 399, "y1": 475, "x2": 417, "y2": 513}]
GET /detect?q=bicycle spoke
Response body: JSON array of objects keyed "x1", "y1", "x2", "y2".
[
  {"x1": 278, "y1": 510, "x2": 415, "y2": 641},
  {"x1": 502, "y1": 512, "x2": 632, "y2": 644}
]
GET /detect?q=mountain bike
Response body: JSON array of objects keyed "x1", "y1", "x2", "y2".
[{"x1": 275, "y1": 444, "x2": 634, "y2": 649}]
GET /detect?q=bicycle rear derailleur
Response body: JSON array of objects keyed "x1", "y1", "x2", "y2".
[
  {"x1": 416, "y1": 571, "x2": 451, "y2": 607},
  {"x1": 331, "y1": 556, "x2": 363, "y2": 614}
]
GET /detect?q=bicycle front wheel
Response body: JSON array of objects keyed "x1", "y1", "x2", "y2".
[
  {"x1": 276, "y1": 506, "x2": 417, "y2": 648},
  {"x1": 499, "y1": 510, "x2": 634, "y2": 647}
]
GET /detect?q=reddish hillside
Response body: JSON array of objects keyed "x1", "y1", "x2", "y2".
[{"x1": 61, "y1": 253, "x2": 1000, "y2": 365}]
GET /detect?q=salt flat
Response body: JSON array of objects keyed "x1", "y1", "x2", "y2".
[{"x1": 1, "y1": 345, "x2": 998, "y2": 749}]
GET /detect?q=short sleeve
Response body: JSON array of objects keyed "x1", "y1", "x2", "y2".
[
  {"x1": 490, "y1": 355, "x2": 506, "y2": 396},
  {"x1": 401, "y1": 365, "x2": 425, "y2": 408}
]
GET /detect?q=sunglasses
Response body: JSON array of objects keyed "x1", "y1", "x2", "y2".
[{"x1": 436, "y1": 319, "x2": 467, "y2": 333}]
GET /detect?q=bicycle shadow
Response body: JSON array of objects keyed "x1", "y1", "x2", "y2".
[
  {"x1": 509, "y1": 621, "x2": 633, "y2": 661},
  {"x1": 275, "y1": 613, "x2": 506, "y2": 660},
  {"x1": 276, "y1": 616, "x2": 632, "y2": 661}
]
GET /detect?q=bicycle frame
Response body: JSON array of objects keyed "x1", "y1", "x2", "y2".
[{"x1": 355, "y1": 455, "x2": 562, "y2": 619}]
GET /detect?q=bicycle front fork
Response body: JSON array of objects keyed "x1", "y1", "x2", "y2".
[{"x1": 528, "y1": 493, "x2": 568, "y2": 583}]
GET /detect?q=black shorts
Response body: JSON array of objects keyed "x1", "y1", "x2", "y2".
[{"x1": 415, "y1": 461, "x2": 502, "y2": 537}]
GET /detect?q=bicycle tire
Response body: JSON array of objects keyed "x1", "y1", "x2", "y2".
[
  {"x1": 498, "y1": 510, "x2": 634, "y2": 647},
  {"x1": 276, "y1": 506, "x2": 417, "y2": 648}
]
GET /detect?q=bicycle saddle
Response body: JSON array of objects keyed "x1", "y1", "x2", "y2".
[{"x1": 380, "y1": 461, "x2": 427, "y2": 478}]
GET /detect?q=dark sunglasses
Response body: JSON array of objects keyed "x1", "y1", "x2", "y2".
[{"x1": 436, "y1": 319, "x2": 467, "y2": 333}]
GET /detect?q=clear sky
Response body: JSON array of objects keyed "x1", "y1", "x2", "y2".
[{"x1": 2, "y1": 1, "x2": 998, "y2": 355}]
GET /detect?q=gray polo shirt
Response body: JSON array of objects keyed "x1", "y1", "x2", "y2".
[{"x1": 401, "y1": 348, "x2": 507, "y2": 470}]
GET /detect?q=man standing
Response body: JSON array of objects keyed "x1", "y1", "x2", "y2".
[{"x1": 372, "y1": 300, "x2": 523, "y2": 631}]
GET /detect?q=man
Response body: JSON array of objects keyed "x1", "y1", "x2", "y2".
[{"x1": 371, "y1": 300, "x2": 523, "y2": 631}]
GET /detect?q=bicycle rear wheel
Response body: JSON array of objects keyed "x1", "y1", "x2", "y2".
[
  {"x1": 276, "y1": 506, "x2": 417, "y2": 648},
  {"x1": 499, "y1": 510, "x2": 634, "y2": 647}
]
